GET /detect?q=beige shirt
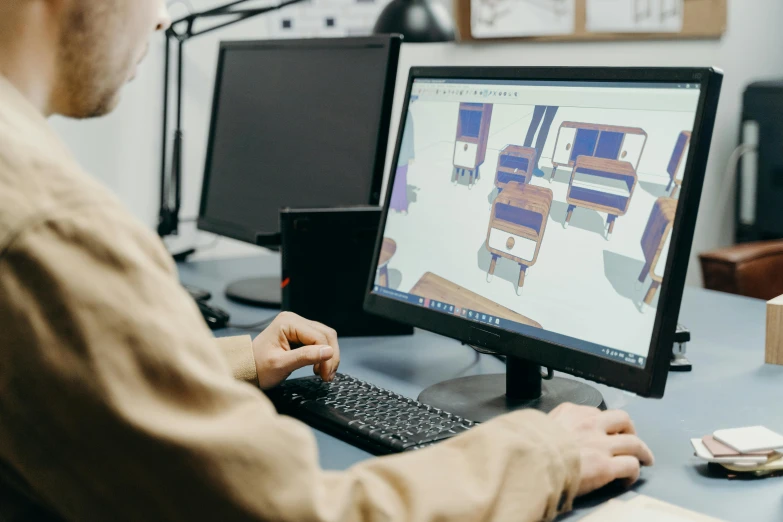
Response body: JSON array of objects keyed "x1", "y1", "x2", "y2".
[{"x1": 0, "y1": 75, "x2": 580, "y2": 521}]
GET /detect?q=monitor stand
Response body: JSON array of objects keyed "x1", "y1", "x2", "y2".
[
  {"x1": 225, "y1": 277, "x2": 281, "y2": 308},
  {"x1": 417, "y1": 356, "x2": 606, "y2": 423}
]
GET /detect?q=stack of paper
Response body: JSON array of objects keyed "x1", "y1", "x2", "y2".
[
  {"x1": 581, "y1": 495, "x2": 724, "y2": 521},
  {"x1": 690, "y1": 426, "x2": 783, "y2": 474}
]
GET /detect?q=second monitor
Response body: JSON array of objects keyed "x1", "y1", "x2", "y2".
[{"x1": 198, "y1": 36, "x2": 401, "y2": 307}]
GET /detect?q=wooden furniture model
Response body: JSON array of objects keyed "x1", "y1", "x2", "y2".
[
  {"x1": 493, "y1": 145, "x2": 536, "y2": 191},
  {"x1": 377, "y1": 238, "x2": 397, "y2": 287},
  {"x1": 666, "y1": 131, "x2": 691, "y2": 198},
  {"x1": 766, "y1": 294, "x2": 783, "y2": 366},
  {"x1": 564, "y1": 156, "x2": 638, "y2": 240},
  {"x1": 550, "y1": 121, "x2": 647, "y2": 183},
  {"x1": 485, "y1": 182, "x2": 553, "y2": 295},
  {"x1": 639, "y1": 197, "x2": 677, "y2": 307},
  {"x1": 699, "y1": 240, "x2": 783, "y2": 301},
  {"x1": 452, "y1": 103, "x2": 493, "y2": 187},
  {"x1": 410, "y1": 272, "x2": 542, "y2": 328}
]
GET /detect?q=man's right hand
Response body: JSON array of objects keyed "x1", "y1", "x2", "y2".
[{"x1": 548, "y1": 403, "x2": 654, "y2": 497}]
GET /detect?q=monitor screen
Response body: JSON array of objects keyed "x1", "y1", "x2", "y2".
[
  {"x1": 198, "y1": 37, "x2": 398, "y2": 244},
  {"x1": 371, "y1": 76, "x2": 702, "y2": 369}
]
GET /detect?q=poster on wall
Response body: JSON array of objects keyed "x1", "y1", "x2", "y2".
[
  {"x1": 264, "y1": 0, "x2": 394, "y2": 38},
  {"x1": 471, "y1": 0, "x2": 577, "y2": 38},
  {"x1": 586, "y1": 0, "x2": 684, "y2": 33}
]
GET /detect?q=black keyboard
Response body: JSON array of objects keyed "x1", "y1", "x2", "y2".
[{"x1": 266, "y1": 374, "x2": 479, "y2": 455}]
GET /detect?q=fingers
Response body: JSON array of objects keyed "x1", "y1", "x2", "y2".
[
  {"x1": 608, "y1": 435, "x2": 655, "y2": 466},
  {"x1": 597, "y1": 410, "x2": 636, "y2": 435},
  {"x1": 609, "y1": 456, "x2": 642, "y2": 486},
  {"x1": 277, "y1": 344, "x2": 334, "y2": 375},
  {"x1": 276, "y1": 313, "x2": 340, "y2": 381}
]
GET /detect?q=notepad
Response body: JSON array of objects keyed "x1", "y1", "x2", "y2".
[
  {"x1": 580, "y1": 495, "x2": 725, "y2": 522},
  {"x1": 713, "y1": 426, "x2": 783, "y2": 453}
]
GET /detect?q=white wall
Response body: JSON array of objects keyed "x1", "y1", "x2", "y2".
[{"x1": 51, "y1": 1, "x2": 783, "y2": 283}]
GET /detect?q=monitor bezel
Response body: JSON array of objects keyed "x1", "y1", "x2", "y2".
[
  {"x1": 197, "y1": 35, "x2": 402, "y2": 245},
  {"x1": 364, "y1": 66, "x2": 722, "y2": 399}
]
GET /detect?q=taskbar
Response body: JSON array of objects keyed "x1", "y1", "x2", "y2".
[{"x1": 373, "y1": 286, "x2": 647, "y2": 369}]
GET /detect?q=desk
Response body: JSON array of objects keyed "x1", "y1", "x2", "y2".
[
  {"x1": 180, "y1": 255, "x2": 783, "y2": 522},
  {"x1": 409, "y1": 271, "x2": 542, "y2": 328}
]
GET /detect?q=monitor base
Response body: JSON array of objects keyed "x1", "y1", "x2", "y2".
[
  {"x1": 418, "y1": 357, "x2": 606, "y2": 423},
  {"x1": 225, "y1": 277, "x2": 281, "y2": 308}
]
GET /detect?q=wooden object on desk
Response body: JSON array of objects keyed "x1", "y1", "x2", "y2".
[
  {"x1": 550, "y1": 122, "x2": 648, "y2": 183},
  {"x1": 377, "y1": 238, "x2": 397, "y2": 288},
  {"x1": 494, "y1": 145, "x2": 536, "y2": 190},
  {"x1": 452, "y1": 0, "x2": 726, "y2": 42},
  {"x1": 453, "y1": 103, "x2": 493, "y2": 187},
  {"x1": 766, "y1": 294, "x2": 783, "y2": 366},
  {"x1": 485, "y1": 182, "x2": 553, "y2": 295},
  {"x1": 666, "y1": 131, "x2": 691, "y2": 198},
  {"x1": 564, "y1": 156, "x2": 638, "y2": 239},
  {"x1": 410, "y1": 272, "x2": 542, "y2": 328},
  {"x1": 639, "y1": 197, "x2": 677, "y2": 306}
]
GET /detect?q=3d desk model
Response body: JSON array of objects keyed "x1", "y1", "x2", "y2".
[
  {"x1": 410, "y1": 271, "x2": 541, "y2": 328},
  {"x1": 485, "y1": 182, "x2": 553, "y2": 295},
  {"x1": 550, "y1": 122, "x2": 648, "y2": 183},
  {"x1": 564, "y1": 157, "x2": 638, "y2": 240},
  {"x1": 639, "y1": 197, "x2": 677, "y2": 307},
  {"x1": 179, "y1": 255, "x2": 783, "y2": 522},
  {"x1": 666, "y1": 131, "x2": 691, "y2": 199},
  {"x1": 377, "y1": 238, "x2": 397, "y2": 288},
  {"x1": 493, "y1": 145, "x2": 536, "y2": 191},
  {"x1": 453, "y1": 103, "x2": 493, "y2": 187}
]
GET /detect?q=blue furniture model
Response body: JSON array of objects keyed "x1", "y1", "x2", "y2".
[
  {"x1": 452, "y1": 103, "x2": 493, "y2": 187},
  {"x1": 550, "y1": 121, "x2": 648, "y2": 183}
]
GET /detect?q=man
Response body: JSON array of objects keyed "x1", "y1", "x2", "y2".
[{"x1": 0, "y1": 1, "x2": 654, "y2": 520}]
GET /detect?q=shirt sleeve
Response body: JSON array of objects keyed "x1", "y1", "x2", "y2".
[
  {"x1": 0, "y1": 205, "x2": 580, "y2": 522},
  {"x1": 215, "y1": 336, "x2": 256, "y2": 385}
]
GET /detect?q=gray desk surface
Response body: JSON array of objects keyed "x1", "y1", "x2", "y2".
[{"x1": 179, "y1": 255, "x2": 783, "y2": 522}]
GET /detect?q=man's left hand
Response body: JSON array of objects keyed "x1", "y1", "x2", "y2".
[{"x1": 252, "y1": 312, "x2": 340, "y2": 390}]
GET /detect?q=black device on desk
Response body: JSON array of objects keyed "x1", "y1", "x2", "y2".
[
  {"x1": 279, "y1": 207, "x2": 413, "y2": 337},
  {"x1": 267, "y1": 66, "x2": 722, "y2": 454},
  {"x1": 197, "y1": 35, "x2": 401, "y2": 308}
]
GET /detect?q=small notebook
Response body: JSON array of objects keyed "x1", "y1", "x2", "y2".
[
  {"x1": 580, "y1": 495, "x2": 725, "y2": 522},
  {"x1": 702, "y1": 435, "x2": 775, "y2": 457},
  {"x1": 713, "y1": 426, "x2": 783, "y2": 453}
]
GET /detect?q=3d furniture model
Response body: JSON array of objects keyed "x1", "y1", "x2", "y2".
[
  {"x1": 377, "y1": 238, "x2": 397, "y2": 287},
  {"x1": 485, "y1": 181, "x2": 553, "y2": 295},
  {"x1": 639, "y1": 197, "x2": 677, "y2": 308},
  {"x1": 493, "y1": 145, "x2": 536, "y2": 191},
  {"x1": 564, "y1": 157, "x2": 638, "y2": 240},
  {"x1": 410, "y1": 272, "x2": 542, "y2": 327},
  {"x1": 453, "y1": 103, "x2": 493, "y2": 187},
  {"x1": 666, "y1": 131, "x2": 691, "y2": 198},
  {"x1": 699, "y1": 240, "x2": 783, "y2": 301},
  {"x1": 550, "y1": 122, "x2": 647, "y2": 183}
]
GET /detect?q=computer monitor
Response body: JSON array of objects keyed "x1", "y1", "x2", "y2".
[
  {"x1": 365, "y1": 67, "x2": 722, "y2": 421},
  {"x1": 198, "y1": 36, "x2": 401, "y2": 307}
]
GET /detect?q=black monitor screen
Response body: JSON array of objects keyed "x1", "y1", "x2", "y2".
[{"x1": 199, "y1": 37, "x2": 398, "y2": 243}]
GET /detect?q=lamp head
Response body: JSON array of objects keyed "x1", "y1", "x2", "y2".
[{"x1": 373, "y1": 0, "x2": 456, "y2": 43}]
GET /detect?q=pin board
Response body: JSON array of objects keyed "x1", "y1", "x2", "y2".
[{"x1": 454, "y1": 0, "x2": 726, "y2": 42}]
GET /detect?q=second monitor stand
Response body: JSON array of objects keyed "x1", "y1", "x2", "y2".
[
  {"x1": 225, "y1": 233, "x2": 283, "y2": 309},
  {"x1": 225, "y1": 277, "x2": 281, "y2": 308},
  {"x1": 417, "y1": 356, "x2": 606, "y2": 423}
]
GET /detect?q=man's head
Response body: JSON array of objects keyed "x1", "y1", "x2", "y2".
[
  {"x1": 54, "y1": 0, "x2": 171, "y2": 118},
  {"x1": 0, "y1": 0, "x2": 170, "y2": 118}
]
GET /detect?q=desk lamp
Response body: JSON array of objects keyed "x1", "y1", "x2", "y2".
[{"x1": 373, "y1": 0, "x2": 456, "y2": 42}]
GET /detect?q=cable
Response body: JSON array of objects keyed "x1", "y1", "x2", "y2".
[{"x1": 715, "y1": 143, "x2": 758, "y2": 223}]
